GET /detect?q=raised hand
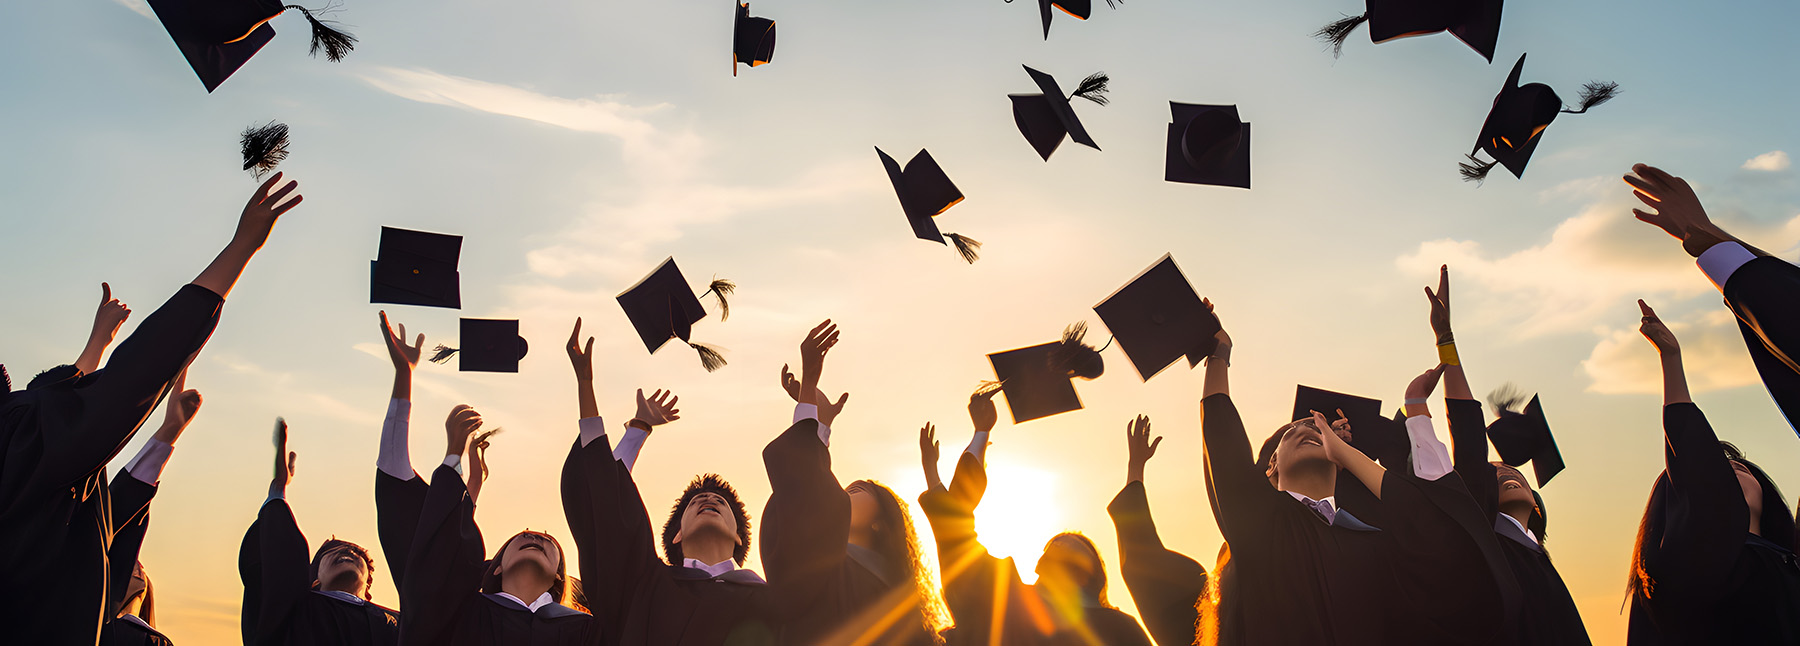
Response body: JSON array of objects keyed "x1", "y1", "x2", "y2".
[
  {"x1": 969, "y1": 384, "x2": 1001, "y2": 435},
  {"x1": 781, "y1": 363, "x2": 849, "y2": 424},
  {"x1": 1624, "y1": 164, "x2": 1729, "y2": 258},
  {"x1": 468, "y1": 428, "x2": 501, "y2": 504},
  {"x1": 1425, "y1": 265, "x2": 1453, "y2": 345},
  {"x1": 1202, "y1": 298, "x2": 1232, "y2": 398},
  {"x1": 633, "y1": 389, "x2": 682, "y2": 428},
  {"x1": 1327, "y1": 408, "x2": 1353, "y2": 443},
  {"x1": 1125, "y1": 415, "x2": 1161, "y2": 484},
  {"x1": 1313, "y1": 410, "x2": 1363, "y2": 469},
  {"x1": 153, "y1": 369, "x2": 202, "y2": 444},
  {"x1": 567, "y1": 318, "x2": 596, "y2": 382},
  {"x1": 1205, "y1": 298, "x2": 1231, "y2": 364},
  {"x1": 380, "y1": 311, "x2": 425, "y2": 372},
  {"x1": 920, "y1": 423, "x2": 943, "y2": 491},
  {"x1": 1638, "y1": 300, "x2": 1680, "y2": 354},
  {"x1": 445, "y1": 405, "x2": 483, "y2": 458},
  {"x1": 273, "y1": 418, "x2": 296, "y2": 489},
  {"x1": 234, "y1": 172, "x2": 303, "y2": 251},
  {"x1": 76, "y1": 283, "x2": 132, "y2": 373},
  {"x1": 1404, "y1": 365, "x2": 1446, "y2": 417},
  {"x1": 797, "y1": 320, "x2": 840, "y2": 405}
]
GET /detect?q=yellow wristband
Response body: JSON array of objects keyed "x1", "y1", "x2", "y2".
[{"x1": 1437, "y1": 342, "x2": 1460, "y2": 366}]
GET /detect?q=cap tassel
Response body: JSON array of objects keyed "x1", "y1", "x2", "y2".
[
  {"x1": 1313, "y1": 13, "x2": 1368, "y2": 58},
  {"x1": 427, "y1": 345, "x2": 459, "y2": 364},
  {"x1": 240, "y1": 121, "x2": 291, "y2": 179},
  {"x1": 1458, "y1": 154, "x2": 1498, "y2": 184},
  {"x1": 1487, "y1": 383, "x2": 1528, "y2": 417},
  {"x1": 944, "y1": 233, "x2": 983, "y2": 264},
  {"x1": 284, "y1": 5, "x2": 358, "y2": 62},
  {"x1": 1562, "y1": 81, "x2": 1620, "y2": 114},
  {"x1": 690, "y1": 342, "x2": 728, "y2": 372},
  {"x1": 699, "y1": 278, "x2": 735, "y2": 321},
  {"x1": 1102, "y1": 0, "x2": 1120, "y2": 8},
  {"x1": 1069, "y1": 72, "x2": 1111, "y2": 107},
  {"x1": 973, "y1": 380, "x2": 1005, "y2": 397}
]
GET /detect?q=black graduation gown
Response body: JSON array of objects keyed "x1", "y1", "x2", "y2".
[
  {"x1": 100, "y1": 617, "x2": 174, "y2": 646},
  {"x1": 1445, "y1": 399, "x2": 1590, "y2": 646},
  {"x1": 400, "y1": 464, "x2": 598, "y2": 646},
  {"x1": 1626, "y1": 403, "x2": 1800, "y2": 645},
  {"x1": 0, "y1": 284, "x2": 221, "y2": 644},
  {"x1": 99, "y1": 471, "x2": 163, "y2": 645},
  {"x1": 239, "y1": 499, "x2": 401, "y2": 646},
  {"x1": 760, "y1": 419, "x2": 938, "y2": 646},
  {"x1": 1720, "y1": 255, "x2": 1800, "y2": 434},
  {"x1": 376, "y1": 469, "x2": 429, "y2": 593},
  {"x1": 1107, "y1": 480, "x2": 1206, "y2": 646},
  {"x1": 918, "y1": 453, "x2": 1154, "y2": 646},
  {"x1": 559, "y1": 434, "x2": 779, "y2": 646}
]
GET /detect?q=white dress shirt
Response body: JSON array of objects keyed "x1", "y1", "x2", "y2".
[
  {"x1": 376, "y1": 398, "x2": 414, "y2": 480},
  {"x1": 792, "y1": 404, "x2": 833, "y2": 446},
  {"x1": 314, "y1": 589, "x2": 367, "y2": 606},
  {"x1": 123, "y1": 437, "x2": 174, "y2": 485},
  {"x1": 683, "y1": 557, "x2": 739, "y2": 578},
  {"x1": 966, "y1": 431, "x2": 990, "y2": 462},
  {"x1": 1499, "y1": 512, "x2": 1540, "y2": 546},
  {"x1": 1698, "y1": 241, "x2": 1758, "y2": 292},
  {"x1": 1404, "y1": 414, "x2": 1454, "y2": 481},
  {"x1": 494, "y1": 591, "x2": 555, "y2": 612},
  {"x1": 576, "y1": 416, "x2": 651, "y2": 471},
  {"x1": 1287, "y1": 491, "x2": 1337, "y2": 524}
]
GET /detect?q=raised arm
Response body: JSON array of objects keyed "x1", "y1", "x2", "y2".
[
  {"x1": 76, "y1": 283, "x2": 131, "y2": 374},
  {"x1": 400, "y1": 460, "x2": 486, "y2": 646},
  {"x1": 1429, "y1": 268, "x2": 1499, "y2": 514},
  {"x1": 1198, "y1": 305, "x2": 1283, "y2": 547},
  {"x1": 1109, "y1": 415, "x2": 1207, "y2": 646},
  {"x1": 1400, "y1": 365, "x2": 1454, "y2": 481},
  {"x1": 1627, "y1": 163, "x2": 1769, "y2": 260},
  {"x1": 920, "y1": 423, "x2": 944, "y2": 493},
  {"x1": 239, "y1": 419, "x2": 308, "y2": 646},
  {"x1": 1640, "y1": 301, "x2": 1691, "y2": 407},
  {"x1": 106, "y1": 373, "x2": 199, "y2": 620},
  {"x1": 374, "y1": 312, "x2": 430, "y2": 591},
  {"x1": 761, "y1": 321, "x2": 851, "y2": 599},
  {"x1": 191, "y1": 173, "x2": 303, "y2": 299}
]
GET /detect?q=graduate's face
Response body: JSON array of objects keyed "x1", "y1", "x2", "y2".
[
  {"x1": 498, "y1": 531, "x2": 562, "y2": 579},
  {"x1": 846, "y1": 481, "x2": 880, "y2": 532},
  {"x1": 1272, "y1": 419, "x2": 1331, "y2": 479},
  {"x1": 677, "y1": 491, "x2": 742, "y2": 547},
  {"x1": 1732, "y1": 460, "x2": 1763, "y2": 517},
  {"x1": 1035, "y1": 534, "x2": 1098, "y2": 588},
  {"x1": 1494, "y1": 464, "x2": 1536, "y2": 509},
  {"x1": 316, "y1": 543, "x2": 370, "y2": 594}
]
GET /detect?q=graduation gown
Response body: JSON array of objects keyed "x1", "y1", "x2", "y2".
[
  {"x1": 1719, "y1": 255, "x2": 1800, "y2": 435},
  {"x1": 100, "y1": 616, "x2": 174, "y2": 646},
  {"x1": 560, "y1": 434, "x2": 779, "y2": 646},
  {"x1": 100, "y1": 471, "x2": 165, "y2": 645},
  {"x1": 376, "y1": 469, "x2": 429, "y2": 593},
  {"x1": 918, "y1": 453, "x2": 1154, "y2": 646},
  {"x1": 1445, "y1": 399, "x2": 1590, "y2": 646},
  {"x1": 400, "y1": 464, "x2": 598, "y2": 646},
  {"x1": 760, "y1": 419, "x2": 938, "y2": 646},
  {"x1": 1626, "y1": 403, "x2": 1800, "y2": 645},
  {"x1": 0, "y1": 284, "x2": 221, "y2": 645},
  {"x1": 239, "y1": 499, "x2": 401, "y2": 646},
  {"x1": 1107, "y1": 480, "x2": 1207, "y2": 646}
]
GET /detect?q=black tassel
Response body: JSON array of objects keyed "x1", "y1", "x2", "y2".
[
  {"x1": 945, "y1": 233, "x2": 982, "y2": 264},
  {"x1": 1459, "y1": 154, "x2": 1498, "y2": 184},
  {"x1": 1312, "y1": 13, "x2": 1368, "y2": 58},
  {"x1": 1102, "y1": 0, "x2": 1120, "y2": 8},
  {"x1": 1062, "y1": 321, "x2": 1089, "y2": 345},
  {"x1": 690, "y1": 342, "x2": 728, "y2": 372},
  {"x1": 1069, "y1": 72, "x2": 1111, "y2": 106},
  {"x1": 428, "y1": 345, "x2": 459, "y2": 364},
  {"x1": 285, "y1": 5, "x2": 357, "y2": 62},
  {"x1": 240, "y1": 121, "x2": 290, "y2": 179},
  {"x1": 1487, "y1": 383, "x2": 1528, "y2": 417},
  {"x1": 700, "y1": 278, "x2": 735, "y2": 321},
  {"x1": 1562, "y1": 81, "x2": 1620, "y2": 114}
]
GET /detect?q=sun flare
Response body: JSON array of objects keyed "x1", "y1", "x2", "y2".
[{"x1": 971, "y1": 460, "x2": 1062, "y2": 584}]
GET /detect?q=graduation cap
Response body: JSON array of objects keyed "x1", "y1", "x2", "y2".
[
  {"x1": 1485, "y1": 389, "x2": 1563, "y2": 486},
  {"x1": 147, "y1": 0, "x2": 357, "y2": 92},
  {"x1": 1018, "y1": 0, "x2": 1119, "y2": 40},
  {"x1": 989, "y1": 342, "x2": 1084, "y2": 423},
  {"x1": 1291, "y1": 386, "x2": 1409, "y2": 468},
  {"x1": 876, "y1": 147, "x2": 981, "y2": 263},
  {"x1": 428, "y1": 319, "x2": 529, "y2": 373},
  {"x1": 1010, "y1": 66, "x2": 1109, "y2": 161},
  {"x1": 370, "y1": 227, "x2": 462, "y2": 310},
  {"x1": 1312, "y1": 0, "x2": 1504, "y2": 62},
  {"x1": 1164, "y1": 103, "x2": 1251, "y2": 189},
  {"x1": 241, "y1": 121, "x2": 290, "y2": 179},
  {"x1": 616, "y1": 258, "x2": 734, "y2": 371},
  {"x1": 1460, "y1": 54, "x2": 1619, "y2": 183},
  {"x1": 1092, "y1": 253, "x2": 1219, "y2": 382},
  {"x1": 733, "y1": 2, "x2": 776, "y2": 76}
]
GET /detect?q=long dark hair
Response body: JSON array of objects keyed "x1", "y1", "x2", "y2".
[
  {"x1": 1626, "y1": 442, "x2": 1793, "y2": 602},
  {"x1": 479, "y1": 531, "x2": 571, "y2": 606},
  {"x1": 1043, "y1": 531, "x2": 1114, "y2": 609},
  {"x1": 854, "y1": 479, "x2": 950, "y2": 635}
]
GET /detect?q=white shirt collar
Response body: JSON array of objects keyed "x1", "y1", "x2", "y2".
[
  {"x1": 495, "y1": 591, "x2": 555, "y2": 612},
  {"x1": 1285, "y1": 491, "x2": 1336, "y2": 508},
  {"x1": 119, "y1": 614, "x2": 153, "y2": 630},
  {"x1": 313, "y1": 589, "x2": 367, "y2": 606},
  {"x1": 1499, "y1": 512, "x2": 1539, "y2": 545},
  {"x1": 684, "y1": 557, "x2": 739, "y2": 578}
]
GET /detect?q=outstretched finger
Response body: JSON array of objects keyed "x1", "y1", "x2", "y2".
[
  {"x1": 288, "y1": 451, "x2": 297, "y2": 476},
  {"x1": 266, "y1": 179, "x2": 299, "y2": 206},
  {"x1": 1437, "y1": 265, "x2": 1449, "y2": 302},
  {"x1": 1148, "y1": 436, "x2": 1163, "y2": 455},
  {"x1": 568, "y1": 318, "x2": 583, "y2": 350},
  {"x1": 101, "y1": 282, "x2": 112, "y2": 304},
  {"x1": 1638, "y1": 299, "x2": 1657, "y2": 318},
  {"x1": 255, "y1": 172, "x2": 284, "y2": 198},
  {"x1": 270, "y1": 194, "x2": 303, "y2": 217}
]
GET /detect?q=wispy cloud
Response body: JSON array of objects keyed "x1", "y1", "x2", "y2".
[
  {"x1": 1743, "y1": 150, "x2": 1792, "y2": 172},
  {"x1": 1581, "y1": 309, "x2": 1759, "y2": 394}
]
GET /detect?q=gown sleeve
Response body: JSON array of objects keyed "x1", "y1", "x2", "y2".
[
  {"x1": 561, "y1": 432, "x2": 662, "y2": 635},
  {"x1": 1643, "y1": 403, "x2": 1748, "y2": 610},
  {"x1": 1200, "y1": 394, "x2": 1278, "y2": 548},
  {"x1": 104, "y1": 472, "x2": 157, "y2": 620},
  {"x1": 375, "y1": 469, "x2": 429, "y2": 593},
  {"x1": 760, "y1": 419, "x2": 849, "y2": 605},
  {"x1": 237, "y1": 499, "x2": 312, "y2": 646},
  {"x1": 399, "y1": 465, "x2": 486, "y2": 646},
  {"x1": 1721, "y1": 257, "x2": 1800, "y2": 437},
  {"x1": 1445, "y1": 399, "x2": 1500, "y2": 522},
  {"x1": 918, "y1": 454, "x2": 1025, "y2": 645},
  {"x1": 1108, "y1": 480, "x2": 1207, "y2": 646}
]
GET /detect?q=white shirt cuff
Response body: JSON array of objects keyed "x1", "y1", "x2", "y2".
[
  {"x1": 793, "y1": 403, "x2": 830, "y2": 447},
  {"x1": 578, "y1": 416, "x2": 608, "y2": 448},
  {"x1": 124, "y1": 437, "x2": 174, "y2": 485},
  {"x1": 265, "y1": 481, "x2": 285, "y2": 506},
  {"x1": 1697, "y1": 241, "x2": 1756, "y2": 292},
  {"x1": 377, "y1": 398, "x2": 414, "y2": 480},
  {"x1": 1404, "y1": 415, "x2": 1453, "y2": 481},
  {"x1": 613, "y1": 424, "x2": 648, "y2": 472},
  {"x1": 965, "y1": 431, "x2": 989, "y2": 463},
  {"x1": 442, "y1": 454, "x2": 464, "y2": 476}
]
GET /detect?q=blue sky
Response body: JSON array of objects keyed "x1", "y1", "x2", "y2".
[{"x1": 2, "y1": 0, "x2": 1797, "y2": 642}]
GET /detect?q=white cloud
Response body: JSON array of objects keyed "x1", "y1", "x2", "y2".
[
  {"x1": 113, "y1": 0, "x2": 155, "y2": 19},
  {"x1": 1581, "y1": 309, "x2": 1759, "y2": 395},
  {"x1": 1743, "y1": 150, "x2": 1792, "y2": 172}
]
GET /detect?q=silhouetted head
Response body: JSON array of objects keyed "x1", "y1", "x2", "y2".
[
  {"x1": 1263, "y1": 418, "x2": 1338, "y2": 489},
  {"x1": 663, "y1": 474, "x2": 751, "y2": 566},
  {"x1": 1034, "y1": 532, "x2": 1112, "y2": 608},
  {"x1": 846, "y1": 479, "x2": 949, "y2": 635},
  {"x1": 480, "y1": 531, "x2": 570, "y2": 605},
  {"x1": 311, "y1": 539, "x2": 375, "y2": 599}
]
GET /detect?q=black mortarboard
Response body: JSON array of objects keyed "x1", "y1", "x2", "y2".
[
  {"x1": 732, "y1": 2, "x2": 776, "y2": 76},
  {"x1": 1461, "y1": 54, "x2": 1619, "y2": 183},
  {"x1": 1312, "y1": 0, "x2": 1503, "y2": 62},
  {"x1": 1290, "y1": 386, "x2": 1408, "y2": 468},
  {"x1": 1009, "y1": 66, "x2": 1108, "y2": 161},
  {"x1": 370, "y1": 227, "x2": 462, "y2": 310},
  {"x1": 1030, "y1": 0, "x2": 1118, "y2": 40},
  {"x1": 616, "y1": 258, "x2": 733, "y2": 371},
  {"x1": 876, "y1": 147, "x2": 981, "y2": 263},
  {"x1": 428, "y1": 319, "x2": 529, "y2": 373},
  {"x1": 1092, "y1": 253, "x2": 1219, "y2": 382},
  {"x1": 147, "y1": 0, "x2": 357, "y2": 93},
  {"x1": 989, "y1": 342, "x2": 1084, "y2": 424},
  {"x1": 1164, "y1": 103, "x2": 1251, "y2": 189},
  {"x1": 1485, "y1": 393, "x2": 1563, "y2": 486}
]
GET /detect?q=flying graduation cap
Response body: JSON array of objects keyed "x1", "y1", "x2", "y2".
[
  {"x1": 733, "y1": 2, "x2": 776, "y2": 76},
  {"x1": 1010, "y1": 66, "x2": 1110, "y2": 161},
  {"x1": 370, "y1": 227, "x2": 462, "y2": 310},
  {"x1": 617, "y1": 258, "x2": 734, "y2": 371},
  {"x1": 1092, "y1": 254, "x2": 1220, "y2": 382},
  {"x1": 989, "y1": 342, "x2": 1086, "y2": 423},
  {"x1": 1312, "y1": 0, "x2": 1504, "y2": 62},
  {"x1": 1460, "y1": 54, "x2": 1619, "y2": 184},
  {"x1": 1013, "y1": 0, "x2": 1120, "y2": 40},
  {"x1": 876, "y1": 147, "x2": 981, "y2": 263},
  {"x1": 1485, "y1": 388, "x2": 1564, "y2": 487},
  {"x1": 429, "y1": 319, "x2": 529, "y2": 373},
  {"x1": 1165, "y1": 103, "x2": 1251, "y2": 189},
  {"x1": 147, "y1": 0, "x2": 357, "y2": 92},
  {"x1": 241, "y1": 121, "x2": 290, "y2": 179}
]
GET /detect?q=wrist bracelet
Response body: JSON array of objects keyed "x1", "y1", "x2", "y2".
[
  {"x1": 1404, "y1": 398, "x2": 1428, "y2": 406},
  {"x1": 1437, "y1": 342, "x2": 1460, "y2": 366},
  {"x1": 627, "y1": 419, "x2": 653, "y2": 432}
]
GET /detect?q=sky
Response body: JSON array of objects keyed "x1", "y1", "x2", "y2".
[{"x1": 2, "y1": 0, "x2": 1798, "y2": 643}]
